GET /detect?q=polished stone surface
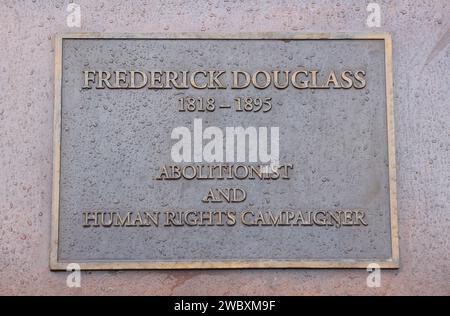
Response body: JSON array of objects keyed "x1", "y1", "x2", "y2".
[{"x1": 0, "y1": 0, "x2": 448, "y2": 295}]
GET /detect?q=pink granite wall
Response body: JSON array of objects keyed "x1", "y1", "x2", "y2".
[{"x1": 0, "y1": 0, "x2": 449, "y2": 295}]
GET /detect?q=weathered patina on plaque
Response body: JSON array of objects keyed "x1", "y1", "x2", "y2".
[{"x1": 51, "y1": 33, "x2": 398, "y2": 270}]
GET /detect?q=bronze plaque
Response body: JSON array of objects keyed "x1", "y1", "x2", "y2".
[{"x1": 51, "y1": 33, "x2": 398, "y2": 269}]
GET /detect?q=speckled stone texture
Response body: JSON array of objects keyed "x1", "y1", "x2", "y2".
[{"x1": 0, "y1": 0, "x2": 449, "y2": 295}]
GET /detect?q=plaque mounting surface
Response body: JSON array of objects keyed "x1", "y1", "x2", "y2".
[{"x1": 51, "y1": 33, "x2": 398, "y2": 270}]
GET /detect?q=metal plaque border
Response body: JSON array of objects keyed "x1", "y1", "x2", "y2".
[{"x1": 50, "y1": 33, "x2": 399, "y2": 270}]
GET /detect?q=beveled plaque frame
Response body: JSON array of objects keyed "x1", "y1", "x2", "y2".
[{"x1": 50, "y1": 33, "x2": 398, "y2": 270}]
